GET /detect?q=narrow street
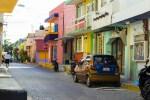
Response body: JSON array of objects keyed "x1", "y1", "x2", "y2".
[{"x1": 9, "y1": 63, "x2": 142, "y2": 100}]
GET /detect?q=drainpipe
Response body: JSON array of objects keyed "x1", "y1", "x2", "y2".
[{"x1": 143, "y1": 19, "x2": 149, "y2": 58}]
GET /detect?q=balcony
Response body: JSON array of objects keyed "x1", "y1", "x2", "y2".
[{"x1": 65, "y1": 12, "x2": 93, "y2": 36}]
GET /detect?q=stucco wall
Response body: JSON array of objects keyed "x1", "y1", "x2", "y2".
[
  {"x1": 48, "y1": 3, "x2": 63, "y2": 64},
  {"x1": 64, "y1": 5, "x2": 76, "y2": 34},
  {"x1": 104, "y1": 31, "x2": 111, "y2": 55},
  {"x1": 129, "y1": 21, "x2": 144, "y2": 45}
]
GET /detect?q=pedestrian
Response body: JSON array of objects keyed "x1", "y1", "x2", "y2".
[
  {"x1": 52, "y1": 59, "x2": 59, "y2": 72},
  {"x1": 4, "y1": 52, "x2": 11, "y2": 68}
]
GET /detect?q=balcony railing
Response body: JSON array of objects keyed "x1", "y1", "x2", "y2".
[{"x1": 65, "y1": 12, "x2": 93, "y2": 35}]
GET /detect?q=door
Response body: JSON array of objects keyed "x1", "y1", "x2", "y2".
[{"x1": 112, "y1": 38, "x2": 124, "y2": 74}]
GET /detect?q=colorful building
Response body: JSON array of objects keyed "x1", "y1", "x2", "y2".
[
  {"x1": 35, "y1": 39, "x2": 48, "y2": 65},
  {"x1": 44, "y1": 3, "x2": 64, "y2": 64},
  {"x1": 65, "y1": 0, "x2": 97, "y2": 61},
  {"x1": 91, "y1": 0, "x2": 150, "y2": 82},
  {"x1": 66, "y1": 0, "x2": 150, "y2": 83},
  {"x1": 60, "y1": 3, "x2": 76, "y2": 64},
  {"x1": 25, "y1": 30, "x2": 46, "y2": 63},
  {"x1": 111, "y1": 0, "x2": 150, "y2": 81},
  {"x1": 45, "y1": 2, "x2": 76, "y2": 64}
]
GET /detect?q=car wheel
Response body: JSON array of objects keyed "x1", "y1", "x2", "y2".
[
  {"x1": 73, "y1": 74, "x2": 78, "y2": 83},
  {"x1": 86, "y1": 76, "x2": 92, "y2": 87}
]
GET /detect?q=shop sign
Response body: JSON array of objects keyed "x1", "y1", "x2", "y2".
[
  {"x1": 93, "y1": 12, "x2": 109, "y2": 21},
  {"x1": 92, "y1": 4, "x2": 112, "y2": 30}
]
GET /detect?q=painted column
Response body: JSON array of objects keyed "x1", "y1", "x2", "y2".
[
  {"x1": 81, "y1": 35, "x2": 84, "y2": 52},
  {"x1": 91, "y1": 32, "x2": 94, "y2": 54},
  {"x1": 104, "y1": 31, "x2": 111, "y2": 55},
  {"x1": 124, "y1": 26, "x2": 130, "y2": 80}
]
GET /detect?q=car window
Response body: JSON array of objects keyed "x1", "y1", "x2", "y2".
[
  {"x1": 94, "y1": 57, "x2": 103, "y2": 64},
  {"x1": 94, "y1": 56, "x2": 117, "y2": 65},
  {"x1": 103, "y1": 56, "x2": 116, "y2": 64}
]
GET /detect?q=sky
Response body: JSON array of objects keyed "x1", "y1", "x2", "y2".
[{"x1": 3, "y1": 0, "x2": 65, "y2": 43}]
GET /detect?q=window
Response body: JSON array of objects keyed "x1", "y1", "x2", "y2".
[
  {"x1": 134, "y1": 41, "x2": 148, "y2": 61},
  {"x1": 77, "y1": 3, "x2": 86, "y2": 18},
  {"x1": 77, "y1": 37, "x2": 82, "y2": 52}
]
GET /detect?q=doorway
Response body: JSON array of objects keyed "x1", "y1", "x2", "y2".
[{"x1": 112, "y1": 38, "x2": 125, "y2": 74}]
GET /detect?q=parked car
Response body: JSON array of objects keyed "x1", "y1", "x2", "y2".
[{"x1": 73, "y1": 55, "x2": 120, "y2": 87}]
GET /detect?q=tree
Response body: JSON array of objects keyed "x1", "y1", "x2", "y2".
[
  {"x1": 13, "y1": 48, "x2": 19, "y2": 61},
  {"x1": 2, "y1": 39, "x2": 13, "y2": 54},
  {"x1": 18, "y1": 43, "x2": 30, "y2": 63}
]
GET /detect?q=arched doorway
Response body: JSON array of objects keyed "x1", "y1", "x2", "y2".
[{"x1": 112, "y1": 37, "x2": 125, "y2": 74}]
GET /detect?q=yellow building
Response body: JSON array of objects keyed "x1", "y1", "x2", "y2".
[{"x1": 66, "y1": 0, "x2": 97, "y2": 60}]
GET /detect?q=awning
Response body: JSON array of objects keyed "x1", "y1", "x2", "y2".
[
  {"x1": 0, "y1": 0, "x2": 18, "y2": 13},
  {"x1": 44, "y1": 34, "x2": 58, "y2": 43},
  {"x1": 45, "y1": 13, "x2": 59, "y2": 22},
  {"x1": 55, "y1": 36, "x2": 73, "y2": 41}
]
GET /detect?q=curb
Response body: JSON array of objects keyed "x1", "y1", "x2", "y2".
[
  {"x1": 0, "y1": 74, "x2": 12, "y2": 78},
  {"x1": 121, "y1": 83, "x2": 140, "y2": 92}
]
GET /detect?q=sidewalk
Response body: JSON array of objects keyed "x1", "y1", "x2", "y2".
[
  {"x1": 0, "y1": 65, "x2": 22, "y2": 90},
  {"x1": 0, "y1": 65, "x2": 27, "y2": 100}
]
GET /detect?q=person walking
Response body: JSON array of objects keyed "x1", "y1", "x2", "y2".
[{"x1": 4, "y1": 53, "x2": 11, "y2": 68}]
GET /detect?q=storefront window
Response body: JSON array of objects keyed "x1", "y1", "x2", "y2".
[{"x1": 77, "y1": 37, "x2": 82, "y2": 52}]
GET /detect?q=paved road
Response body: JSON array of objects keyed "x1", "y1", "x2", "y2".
[{"x1": 9, "y1": 63, "x2": 143, "y2": 100}]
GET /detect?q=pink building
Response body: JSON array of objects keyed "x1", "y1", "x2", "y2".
[
  {"x1": 44, "y1": 3, "x2": 64, "y2": 64},
  {"x1": 44, "y1": 2, "x2": 75, "y2": 64},
  {"x1": 35, "y1": 39, "x2": 48, "y2": 64}
]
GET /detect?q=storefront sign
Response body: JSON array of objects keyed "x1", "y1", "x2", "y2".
[
  {"x1": 93, "y1": 12, "x2": 109, "y2": 21},
  {"x1": 92, "y1": 4, "x2": 112, "y2": 30}
]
